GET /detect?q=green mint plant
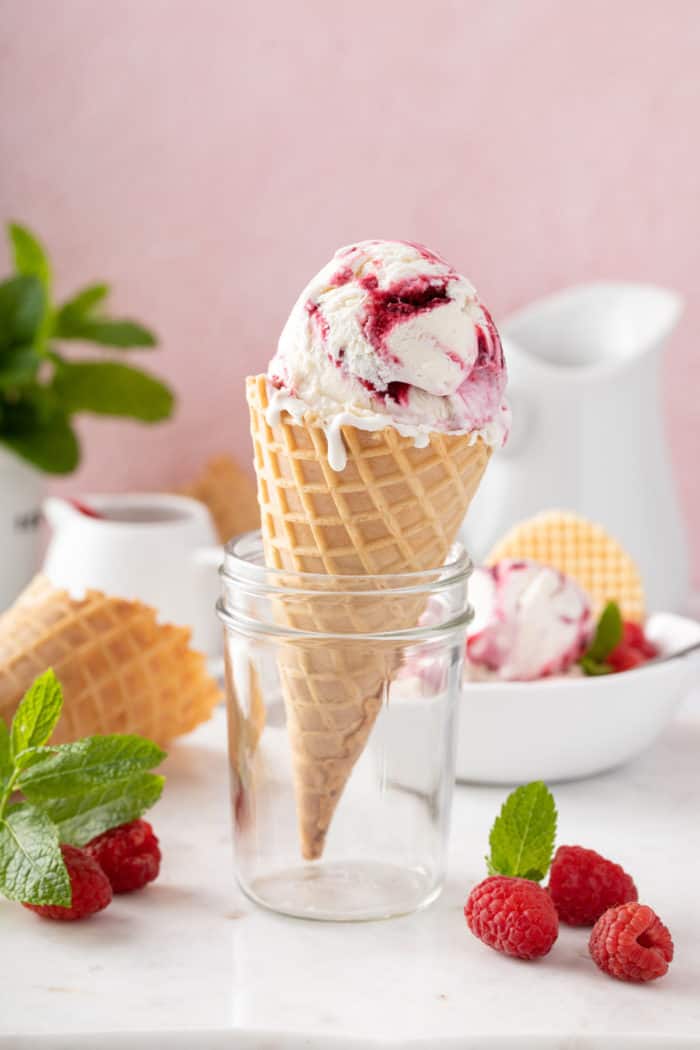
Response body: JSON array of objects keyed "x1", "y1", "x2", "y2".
[
  {"x1": 486, "y1": 780, "x2": 557, "y2": 882},
  {"x1": 0, "y1": 670, "x2": 165, "y2": 907},
  {"x1": 0, "y1": 223, "x2": 174, "y2": 474},
  {"x1": 578, "y1": 600, "x2": 623, "y2": 676}
]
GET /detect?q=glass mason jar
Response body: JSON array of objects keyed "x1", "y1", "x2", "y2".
[{"x1": 217, "y1": 532, "x2": 473, "y2": 921}]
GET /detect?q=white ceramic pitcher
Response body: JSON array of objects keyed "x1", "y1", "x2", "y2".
[
  {"x1": 0, "y1": 448, "x2": 44, "y2": 611},
  {"x1": 462, "y1": 282, "x2": 690, "y2": 613},
  {"x1": 43, "y1": 493, "x2": 223, "y2": 659}
]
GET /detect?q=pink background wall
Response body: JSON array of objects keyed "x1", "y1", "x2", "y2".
[{"x1": 1, "y1": 0, "x2": 699, "y2": 577}]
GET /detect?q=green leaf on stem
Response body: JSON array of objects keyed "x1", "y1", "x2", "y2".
[
  {"x1": 0, "y1": 804, "x2": 70, "y2": 906},
  {"x1": 8, "y1": 224, "x2": 51, "y2": 292},
  {"x1": 54, "y1": 314, "x2": 156, "y2": 348},
  {"x1": 0, "y1": 721, "x2": 12, "y2": 785},
  {"x1": 0, "y1": 275, "x2": 45, "y2": 352},
  {"x1": 0, "y1": 345, "x2": 42, "y2": 389},
  {"x1": 10, "y1": 670, "x2": 63, "y2": 757},
  {"x1": 19, "y1": 735, "x2": 166, "y2": 800},
  {"x1": 55, "y1": 283, "x2": 110, "y2": 321},
  {"x1": 0, "y1": 412, "x2": 80, "y2": 474},
  {"x1": 579, "y1": 655, "x2": 613, "y2": 676},
  {"x1": 586, "y1": 601, "x2": 623, "y2": 662},
  {"x1": 486, "y1": 781, "x2": 557, "y2": 882},
  {"x1": 51, "y1": 359, "x2": 174, "y2": 421},
  {"x1": 578, "y1": 601, "x2": 623, "y2": 676},
  {"x1": 41, "y1": 772, "x2": 165, "y2": 846}
]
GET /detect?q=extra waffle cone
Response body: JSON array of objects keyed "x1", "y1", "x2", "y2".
[
  {"x1": 487, "y1": 510, "x2": 645, "y2": 622},
  {"x1": 179, "y1": 454, "x2": 260, "y2": 543},
  {"x1": 247, "y1": 374, "x2": 491, "y2": 859},
  {"x1": 0, "y1": 575, "x2": 221, "y2": 746}
]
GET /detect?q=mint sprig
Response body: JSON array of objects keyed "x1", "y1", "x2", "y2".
[
  {"x1": 10, "y1": 668, "x2": 63, "y2": 755},
  {"x1": 0, "y1": 222, "x2": 174, "y2": 476},
  {"x1": 0, "y1": 805, "x2": 71, "y2": 906},
  {"x1": 486, "y1": 781, "x2": 557, "y2": 882},
  {"x1": 578, "y1": 601, "x2": 623, "y2": 676},
  {"x1": 43, "y1": 773, "x2": 165, "y2": 848},
  {"x1": 0, "y1": 670, "x2": 165, "y2": 907},
  {"x1": 19, "y1": 735, "x2": 164, "y2": 799}
]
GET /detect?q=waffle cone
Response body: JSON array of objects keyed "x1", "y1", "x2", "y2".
[
  {"x1": 0, "y1": 575, "x2": 221, "y2": 746},
  {"x1": 178, "y1": 454, "x2": 260, "y2": 543},
  {"x1": 246, "y1": 374, "x2": 491, "y2": 859}
]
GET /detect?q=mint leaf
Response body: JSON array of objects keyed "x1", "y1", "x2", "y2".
[
  {"x1": 487, "y1": 781, "x2": 557, "y2": 882},
  {"x1": 0, "y1": 344, "x2": 42, "y2": 389},
  {"x1": 13, "y1": 745, "x2": 59, "y2": 772},
  {"x1": 0, "y1": 804, "x2": 70, "y2": 906},
  {"x1": 0, "y1": 275, "x2": 45, "y2": 352},
  {"x1": 10, "y1": 670, "x2": 63, "y2": 757},
  {"x1": 579, "y1": 655, "x2": 613, "y2": 677},
  {"x1": 19, "y1": 735, "x2": 166, "y2": 800},
  {"x1": 0, "y1": 720, "x2": 12, "y2": 784},
  {"x1": 0, "y1": 411, "x2": 80, "y2": 474},
  {"x1": 55, "y1": 283, "x2": 109, "y2": 322},
  {"x1": 0, "y1": 670, "x2": 166, "y2": 908},
  {"x1": 54, "y1": 314, "x2": 156, "y2": 348},
  {"x1": 51, "y1": 360, "x2": 174, "y2": 422},
  {"x1": 582, "y1": 601, "x2": 623, "y2": 664},
  {"x1": 8, "y1": 223, "x2": 51, "y2": 292},
  {"x1": 41, "y1": 771, "x2": 164, "y2": 846}
]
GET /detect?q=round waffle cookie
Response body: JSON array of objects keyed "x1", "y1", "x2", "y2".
[{"x1": 486, "y1": 510, "x2": 645, "y2": 622}]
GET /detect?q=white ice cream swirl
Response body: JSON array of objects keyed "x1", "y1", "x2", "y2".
[
  {"x1": 466, "y1": 560, "x2": 594, "y2": 681},
  {"x1": 266, "y1": 240, "x2": 510, "y2": 469}
]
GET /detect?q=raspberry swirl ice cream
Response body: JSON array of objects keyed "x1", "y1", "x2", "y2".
[
  {"x1": 466, "y1": 560, "x2": 594, "y2": 681},
  {"x1": 266, "y1": 239, "x2": 509, "y2": 470}
]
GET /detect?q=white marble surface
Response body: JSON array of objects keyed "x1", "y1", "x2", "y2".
[{"x1": 2, "y1": 691, "x2": 700, "y2": 1049}]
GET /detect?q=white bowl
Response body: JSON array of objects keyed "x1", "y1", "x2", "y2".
[{"x1": 455, "y1": 612, "x2": 700, "y2": 784}]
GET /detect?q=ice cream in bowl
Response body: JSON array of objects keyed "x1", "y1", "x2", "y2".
[
  {"x1": 466, "y1": 559, "x2": 595, "y2": 681},
  {"x1": 390, "y1": 510, "x2": 700, "y2": 788}
]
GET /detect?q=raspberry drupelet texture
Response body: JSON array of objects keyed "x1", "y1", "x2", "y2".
[
  {"x1": 86, "y1": 819, "x2": 161, "y2": 894},
  {"x1": 465, "y1": 875, "x2": 559, "y2": 960},
  {"x1": 23, "y1": 844, "x2": 112, "y2": 921},
  {"x1": 608, "y1": 620, "x2": 659, "y2": 672},
  {"x1": 548, "y1": 845, "x2": 638, "y2": 926},
  {"x1": 589, "y1": 903, "x2": 674, "y2": 982}
]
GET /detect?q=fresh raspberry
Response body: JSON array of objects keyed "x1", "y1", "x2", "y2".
[
  {"x1": 548, "y1": 845, "x2": 638, "y2": 925},
  {"x1": 589, "y1": 903, "x2": 674, "y2": 982},
  {"x1": 608, "y1": 643, "x2": 646, "y2": 672},
  {"x1": 622, "y1": 620, "x2": 658, "y2": 659},
  {"x1": 86, "y1": 820, "x2": 161, "y2": 894},
  {"x1": 23, "y1": 844, "x2": 112, "y2": 921},
  {"x1": 465, "y1": 875, "x2": 559, "y2": 960},
  {"x1": 608, "y1": 622, "x2": 659, "y2": 671}
]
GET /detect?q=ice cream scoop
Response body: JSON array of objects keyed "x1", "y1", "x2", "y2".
[
  {"x1": 466, "y1": 560, "x2": 593, "y2": 681},
  {"x1": 266, "y1": 239, "x2": 509, "y2": 469}
]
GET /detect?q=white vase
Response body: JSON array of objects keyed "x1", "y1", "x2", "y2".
[{"x1": 0, "y1": 447, "x2": 44, "y2": 611}]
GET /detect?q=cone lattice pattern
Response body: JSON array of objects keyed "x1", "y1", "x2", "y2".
[
  {"x1": 247, "y1": 375, "x2": 491, "y2": 859},
  {"x1": 0, "y1": 575, "x2": 221, "y2": 746},
  {"x1": 179, "y1": 454, "x2": 260, "y2": 544},
  {"x1": 487, "y1": 510, "x2": 645, "y2": 622},
  {"x1": 248, "y1": 377, "x2": 490, "y2": 576}
]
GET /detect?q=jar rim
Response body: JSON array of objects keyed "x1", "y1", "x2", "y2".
[
  {"x1": 220, "y1": 530, "x2": 473, "y2": 599},
  {"x1": 216, "y1": 598, "x2": 473, "y2": 643}
]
